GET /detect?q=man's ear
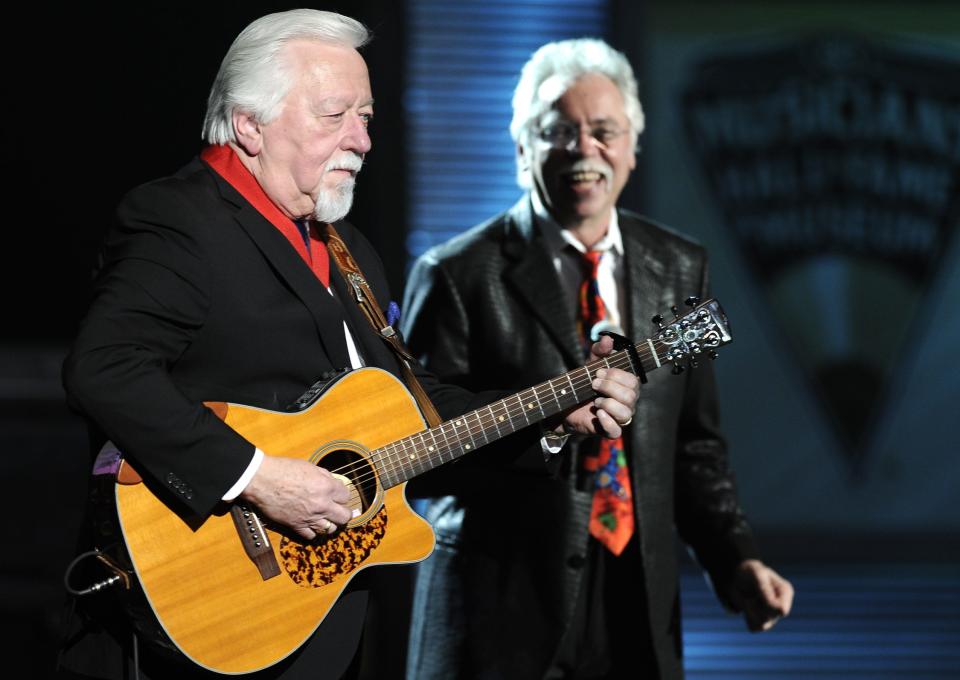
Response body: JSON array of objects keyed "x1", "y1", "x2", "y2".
[
  {"x1": 516, "y1": 142, "x2": 528, "y2": 172},
  {"x1": 233, "y1": 110, "x2": 262, "y2": 156}
]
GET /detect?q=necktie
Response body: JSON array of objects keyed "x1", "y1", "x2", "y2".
[
  {"x1": 294, "y1": 219, "x2": 330, "y2": 287},
  {"x1": 294, "y1": 219, "x2": 312, "y2": 251},
  {"x1": 578, "y1": 250, "x2": 634, "y2": 555}
]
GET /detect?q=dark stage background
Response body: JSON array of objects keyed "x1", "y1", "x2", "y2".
[
  {"x1": 3, "y1": 2, "x2": 958, "y2": 678},
  {"x1": 5, "y1": 1, "x2": 408, "y2": 343}
]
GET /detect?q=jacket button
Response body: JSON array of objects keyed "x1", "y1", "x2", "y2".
[{"x1": 567, "y1": 554, "x2": 586, "y2": 570}]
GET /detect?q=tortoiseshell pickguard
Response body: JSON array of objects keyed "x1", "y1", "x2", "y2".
[{"x1": 277, "y1": 505, "x2": 388, "y2": 587}]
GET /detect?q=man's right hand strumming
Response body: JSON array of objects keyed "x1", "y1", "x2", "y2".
[{"x1": 239, "y1": 456, "x2": 354, "y2": 541}]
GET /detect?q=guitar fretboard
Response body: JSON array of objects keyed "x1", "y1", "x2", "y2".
[{"x1": 370, "y1": 339, "x2": 667, "y2": 489}]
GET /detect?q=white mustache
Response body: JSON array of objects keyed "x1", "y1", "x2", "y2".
[
  {"x1": 325, "y1": 154, "x2": 364, "y2": 174},
  {"x1": 564, "y1": 160, "x2": 612, "y2": 183}
]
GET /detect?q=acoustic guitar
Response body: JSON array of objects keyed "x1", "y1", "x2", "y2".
[{"x1": 95, "y1": 298, "x2": 731, "y2": 673}]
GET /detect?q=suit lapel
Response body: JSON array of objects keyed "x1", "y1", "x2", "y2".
[
  {"x1": 503, "y1": 199, "x2": 583, "y2": 367},
  {"x1": 212, "y1": 175, "x2": 352, "y2": 369},
  {"x1": 621, "y1": 212, "x2": 671, "y2": 339},
  {"x1": 621, "y1": 212, "x2": 681, "y2": 547}
]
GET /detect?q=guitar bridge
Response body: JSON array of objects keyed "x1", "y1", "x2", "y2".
[{"x1": 230, "y1": 504, "x2": 281, "y2": 580}]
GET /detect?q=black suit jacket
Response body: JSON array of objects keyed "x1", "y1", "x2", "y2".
[
  {"x1": 400, "y1": 198, "x2": 759, "y2": 680},
  {"x1": 60, "y1": 157, "x2": 486, "y2": 680}
]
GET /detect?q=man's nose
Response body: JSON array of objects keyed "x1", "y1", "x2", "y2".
[
  {"x1": 342, "y1": 113, "x2": 372, "y2": 154},
  {"x1": 570, "y1": 128, "x2": 600, "y2": 156}
]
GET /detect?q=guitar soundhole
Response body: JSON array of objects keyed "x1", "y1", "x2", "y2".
[{"x1": 316, "y1": 448, "x2": 379, "y2": 516}]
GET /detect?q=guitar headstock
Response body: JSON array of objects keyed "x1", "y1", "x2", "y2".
[{"x1": 652, "y1": 297, "x2": 732, "y2": 373}]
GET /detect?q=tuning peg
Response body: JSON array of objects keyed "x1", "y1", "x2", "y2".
[
  {"x1": 651, "y1": 314, "x2": 664, "y2": 329},
  {"x1": 684, "y1": 296, "x2": 700, "y2": 307},
  {"x1": 689, "y1": 357, "x2": 699, "y2": 369},
  {"x1": 671, "y1": 363, "x2": 685, "y2": 375},
  {"x1": 708, "y1": 350, "x2": 719, "y2": 360},
  {"x1": 671, "y1": 305, "x2": 680, "y2": 318}
]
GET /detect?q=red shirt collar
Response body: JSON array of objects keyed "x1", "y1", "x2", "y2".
[{"x1": 201, "y1": 144, "x2": 329, "y2": 286}]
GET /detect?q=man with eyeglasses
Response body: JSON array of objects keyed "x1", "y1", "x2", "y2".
[{"x1": 401, "y1": 38, "x2": 793, "y2": 679}]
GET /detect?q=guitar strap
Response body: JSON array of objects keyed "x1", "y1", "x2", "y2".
[{"x1": 324, "y1": 224, "x2": 442, "y2": 428}]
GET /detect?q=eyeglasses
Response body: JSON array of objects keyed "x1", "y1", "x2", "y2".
[{"x1": 536, "y1": 121, "x2": 628, "y2": 151}]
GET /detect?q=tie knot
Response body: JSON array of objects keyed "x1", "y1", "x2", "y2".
[
  {"x1": 294, "y1": 219, "x2": 312, "y2": 250},
  {"x1": 582, "y1": 250, "x2": 603, "y2": 277}
]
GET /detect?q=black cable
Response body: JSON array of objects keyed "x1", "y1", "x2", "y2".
[{"x1": 63, "y1": 549, "x2": 124, "y2": 597}]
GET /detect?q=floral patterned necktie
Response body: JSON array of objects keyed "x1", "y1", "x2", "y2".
[{"x1": 578, "y1": 249, "x2": 634, "y2": 555}]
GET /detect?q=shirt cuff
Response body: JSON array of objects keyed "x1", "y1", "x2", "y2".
[{"x1": 221, "y1": 448, "x2": 265, "y2": 501}]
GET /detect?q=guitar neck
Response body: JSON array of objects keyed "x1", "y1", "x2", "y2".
[{"x1": 370, "y1": 338, "x2": 666, "y2": 489}]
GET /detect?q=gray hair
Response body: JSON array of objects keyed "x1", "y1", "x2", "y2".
[
  {"x1": 202, "y1": 9, "x2": 370, "y2": 144},
  {"x1": 510, "y1": 38, "x2": 644, "y2": 189}
]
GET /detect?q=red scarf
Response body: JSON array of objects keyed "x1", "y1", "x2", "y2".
[{"x1": 200, "y1": 144, "x2": 329, "y2": 286}]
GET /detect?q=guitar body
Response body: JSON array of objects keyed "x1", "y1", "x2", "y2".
[{"x1": 113, "y1": 367, "x2": 435, "y2": 674}]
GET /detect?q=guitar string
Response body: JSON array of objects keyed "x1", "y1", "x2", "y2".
[
  {"x1": 261, "y1": 330, "x2": 690, "y2": 529},
  {"x1": 257, "y1": 314, "x2": 718, "y2": 532},
  {"x1": 331, "y1": 340, "x2": 670, "y2": 507},
  {"x1": 309, "y1": 355, "x2": 632, "y2": 512},
  {"x1": 331, "y1": 348, "x2": 638, "y2": 488},
  {"x1": 372, "y1": 349, "x2": 639, "y2": 477},
  {"x1": 332, "y1": 339, "x2": 684, "y2": 515},
  {"x1": 319, "y1": 346, "x2": 652, "y2": 510}
]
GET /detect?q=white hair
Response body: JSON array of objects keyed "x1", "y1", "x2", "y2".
[
  {"x1": 510, "y1": 38, "x2": 645, "y2": 189},
  {"x1": 202, "y1": 9, "x2": 370, "y2": 144}
]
